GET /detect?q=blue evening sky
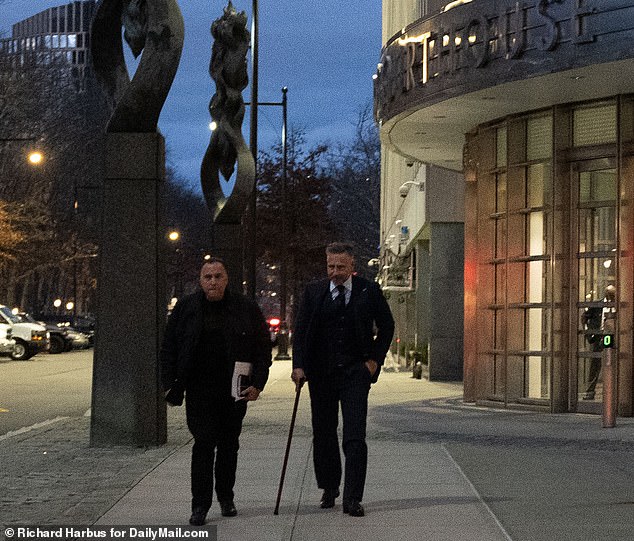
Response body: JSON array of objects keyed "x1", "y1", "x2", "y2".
[{"x1": 0, "y1": 0, "x2": 382, "y2": 190}]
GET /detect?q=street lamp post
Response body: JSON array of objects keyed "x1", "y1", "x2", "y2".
[
  {"x1": 276, "y1": 87, "x2": 291, "y2": 359},
  {"x1": 246, "y1": 88, "x2": 291, "y2": 359},
  {"x1": 246, "y1": 0, "x2": 259, "y2": 299},
  {"x1": 72, "y1": 183, "x2": 101, "y2": 323},
  {"x1": 167, "y1": 230, "x2": 183, "y2": 300}
]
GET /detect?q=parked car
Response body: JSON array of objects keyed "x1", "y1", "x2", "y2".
[
  {"x1": 36, "y1": 314, "x2": 95, "y2": 347},
  {"x1": 0, "y1": 324, "x2": 15, "y2": 356},
  {"x1": 0, "y1": 304, "x2": 49, "y2": 360},
  {"x1": 16, "y1": 312, "x2": 73, "y2": 354},
  {"x1": 66, "y1": 327, "x2": 91, "y2": 349}
]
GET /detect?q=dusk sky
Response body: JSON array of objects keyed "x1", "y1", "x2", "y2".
[{"x1": 0, "y1": 0, "x2": 382, "y2": 190}]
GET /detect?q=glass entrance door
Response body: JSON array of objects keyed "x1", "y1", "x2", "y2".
[{"x1": 572, "y1": 160, "x2": 617, "y2": 411}]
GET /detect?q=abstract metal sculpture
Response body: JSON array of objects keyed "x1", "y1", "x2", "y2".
[
  {"x1": 91, "y1": 0, "x2": 184, "y2": 133},
  {"x1": 200, "y1": 2, "x2": 255, "y2": 223}
]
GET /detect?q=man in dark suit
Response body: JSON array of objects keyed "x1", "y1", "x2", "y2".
[{"x1": 291, "y1": 242, "x2": 394, "y2": 517}]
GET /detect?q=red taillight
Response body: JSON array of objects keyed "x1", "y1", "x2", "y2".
[{"x1": 268, "y1": 318, "x2": 281, "y2": 327}]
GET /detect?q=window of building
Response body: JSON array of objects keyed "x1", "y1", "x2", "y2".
[
  {"x1": 75, "y1": 3, "x2": 82, "y2": 32},
  {"x1": 486, "y1": 114, "x2": 554, "y2": 403},
  {"x1": 496, "y1": 126, "x2": 507, "y2": 167},
  {"x1": 573, "y1": 104, "x2": 617, "y2": 147},
  {"x1": 527, "y1": 116, "x2": 552, "y2": 160},
  {"x1": 575, "y1": 163, "x2": 616, "y2": 404},
  {"x1": 59, "y1": 8, "x2": 66, "y2": 33}
]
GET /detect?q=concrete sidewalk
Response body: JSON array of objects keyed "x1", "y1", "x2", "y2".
[
  {"x1": 95, "y1": 362, "x2": 510, "y2": 541},
  {"x1": 95, "y1": 438, "x2": 510, "y2": 541},
  {"x1": 4, "y1": 357, "x2": 633, "y2": 540}
]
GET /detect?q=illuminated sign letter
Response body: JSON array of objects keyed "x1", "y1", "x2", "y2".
[
  {"x1": 536, "y1": 0, "x2": 559, "y2": 51},
  {"x1": 404, "y1": 43, "x2": 416, "y2": 91},
  {"x1": 398, "y1": 32, "x2": 431, "y2": 86},
  {"x1": 508, "y1": 3, "x2": 526, "y2": 58},
  {"x1": 466, "y1": 16, "x2": 490, "y2": 68}
]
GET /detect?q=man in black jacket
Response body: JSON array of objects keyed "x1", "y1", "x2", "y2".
[
  {"x1": 160, "y1": 258, "x2": 271, "y2": 526},
  {"x1": 291, "y1": 242, "x2": 394, "y2": 517}
]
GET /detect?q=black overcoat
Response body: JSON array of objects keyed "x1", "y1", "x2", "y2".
[{"x1": 160, "y1": 289, "x2": 272, "y2": 400}]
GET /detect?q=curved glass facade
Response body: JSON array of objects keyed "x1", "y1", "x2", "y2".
[{"x1": 464, "y1": 97, "x2": 634, "y2": 415}]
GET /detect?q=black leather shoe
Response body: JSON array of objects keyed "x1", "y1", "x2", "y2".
[
  {"x1": 320, "y1": 488, "x2": 340, "y2": 508},
  {"x1": 343, "y1": 500, "x2": 364, "y2": 517},
  {"x1": 219, "y1": 500, "x2": 237, "y2": 517},
  {"x1": 189, "y1": 507, "x2": 207, "y2": 526}
]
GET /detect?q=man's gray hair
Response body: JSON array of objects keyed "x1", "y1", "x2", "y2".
[{"x1": 326, "y1": 242, "x2": 355, "y2": 257}]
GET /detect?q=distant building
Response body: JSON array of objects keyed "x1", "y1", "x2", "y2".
[
  {"x1": 0, "y1": 0, "x2": 96, "y2": 89},
  {"x1": 375, "y1": 0, "x2": 634, "y2": 417}
]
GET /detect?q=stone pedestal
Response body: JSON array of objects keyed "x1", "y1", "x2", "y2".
[
  {"x1": 212, "y1": 222, "x2": 244, "y2": 294},
  {"x1": 90, "y1": 133, "x2": 167, "y2": 446}
]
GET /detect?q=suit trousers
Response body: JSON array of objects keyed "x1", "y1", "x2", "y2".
[
  {"x1": 308, "y1": 362, "x2": 372, "y2": 503},
  {"x1": 186, "y1": 396, "x2": 247, "y2": 511}
]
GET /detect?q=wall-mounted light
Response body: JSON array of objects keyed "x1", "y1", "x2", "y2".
[{"x1": 399, "y1": 181, "x2": 425, "y2": 198}]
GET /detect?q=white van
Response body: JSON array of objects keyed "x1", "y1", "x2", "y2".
[
  {"x1": 0, "y1": 323, "x2": 15, "y2": 355},
  {"x1": 0, "y1": 304, "x2": 49, "y2": 360}
]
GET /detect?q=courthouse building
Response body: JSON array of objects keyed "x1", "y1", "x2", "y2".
[{"x1": 375, "y1": 0, "x2": 634, "y2": 415}]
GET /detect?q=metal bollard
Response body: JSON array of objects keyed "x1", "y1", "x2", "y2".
[{"x1": 601, "y1": 285, "x2": 617, "y2": 428}]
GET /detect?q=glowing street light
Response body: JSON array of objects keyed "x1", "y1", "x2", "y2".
[
  {"x1": 168, "y1": 230, "x2": 180, "y2": 242},
  {"x1": 53, "y1": 299, "x2": 62, "y2": 308},
  {"x1": 66, "y1": 301, "x2": 74, "y2": 311},
  {"x1": 28, "y1": 151, "x2": 44, "y2": 165}
]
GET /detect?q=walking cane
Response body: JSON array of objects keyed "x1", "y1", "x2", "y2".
[{"x1": 274, "y1": 384, "x2": 302, "y2": 515}]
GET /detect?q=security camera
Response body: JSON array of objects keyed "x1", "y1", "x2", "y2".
[{"x1": 399, "y1": 183, "x2": 410, "y2": 198}]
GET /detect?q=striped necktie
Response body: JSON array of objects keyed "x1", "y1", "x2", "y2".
[{"x1": 335, "y1": 284, "x2": 346, "y2": 309}]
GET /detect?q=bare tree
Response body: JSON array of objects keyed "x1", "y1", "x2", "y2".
[
  {"x1": 255, "y1": 128, "x2": 337, "y2": 319},
  {"x1": 0, "y1": 53, "x2": 109, "y2": 312},
  {"x1": 325, "y1": 105, "x2": 381, "y2": 279}
]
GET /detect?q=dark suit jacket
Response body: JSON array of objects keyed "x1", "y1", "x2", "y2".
[
  {"x1": 160, "y1": 289, "x2": 272, "y2": 403},
  {"x1": 292, "y1": 275, "x2": 394, "y2": 383}
]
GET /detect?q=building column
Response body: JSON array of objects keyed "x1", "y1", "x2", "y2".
[{"x1": 428, "y1": 222, "x2": 464, "y2": 381}]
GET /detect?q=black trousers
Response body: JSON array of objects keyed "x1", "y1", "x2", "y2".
[
  {"x1": 186, "y1": 396, "x2": 247, "y2": 511},
  {"x1": 308, "y1": 362, "x2": 372, "y2": 503}
]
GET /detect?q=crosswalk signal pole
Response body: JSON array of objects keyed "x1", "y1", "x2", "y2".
[{"x1": 601, "y1": 285, "x2": 617, "y2": 428}]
